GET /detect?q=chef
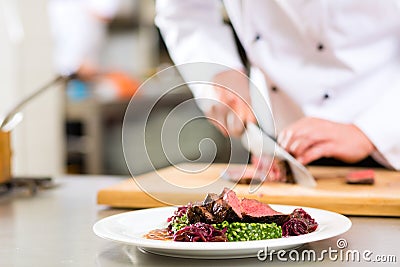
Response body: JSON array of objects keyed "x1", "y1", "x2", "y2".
[
  {"x1": 48, "y1": 0, "x2": 120, "y2": 79},
  {"x1": 155, "y1": 0, "x2": 400, "y2": 170}
]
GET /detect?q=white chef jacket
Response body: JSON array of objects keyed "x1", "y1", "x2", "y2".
[
  {"x1": 48, "y1": 0, "x2": 120, "y2": 75},
  {"x1": 155, "y1": 0, "x2": 400, "y2": 170}
]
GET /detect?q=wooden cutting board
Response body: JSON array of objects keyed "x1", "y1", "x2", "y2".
[{"x1": 97, "y1": 163, "x2": 400, "y2": 216}]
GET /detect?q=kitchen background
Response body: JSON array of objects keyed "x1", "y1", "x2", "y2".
[{"x1": 0, "y1": 0, "x2": 248, "y2": 178}]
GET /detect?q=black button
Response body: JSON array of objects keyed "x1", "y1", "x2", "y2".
[
  {"x1": 255, "y1": 34, "x2": 261, "y2": 41},
  {"x1": 317, "y1": 43, "x2": 324, "y2": 51},
  {"x1": 323, "y1": 93, "x2": 329, "y2": 99},
  {"x1": 271, "y1": 86, "x2": 278, "y2": 92}
]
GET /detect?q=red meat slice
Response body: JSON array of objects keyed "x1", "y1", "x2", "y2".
[
  {"x1": 222, "y1": 188, "x2": 243, "y2": 219},
  {"x1": 346, "y1": 169, "x2": 375, "y2": 185},
  {"x1": 240, "y1": 198, "x2": 289, "y2": 225},
  {"x1": 240, "y1": 198, "x2": 283, "y2": 216},
  {"x1": 223, "y1": 156, "x2": 294, "y2": 184},
  {"x1": 187, "y1": 188, "x2": 290, "y2": 225}
]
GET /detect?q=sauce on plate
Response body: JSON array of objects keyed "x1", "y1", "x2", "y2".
[{"x1": 144, "y1": 228, "x2": 173, "y2": 241}]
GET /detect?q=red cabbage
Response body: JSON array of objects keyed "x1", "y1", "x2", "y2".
[
  {"x1": 282, "y1": 208, "x2": 318, "y2": 237},
  {"x1": 174, "y1": 222, "x2": 227, "y2": 242},
  {"x1": 167, "y1": 205, "x2": 188, "y2": 223}
]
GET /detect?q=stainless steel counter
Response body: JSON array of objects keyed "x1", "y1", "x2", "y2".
[{"x1": 0, "y1": 176, "x2": 399, "y2": 267}]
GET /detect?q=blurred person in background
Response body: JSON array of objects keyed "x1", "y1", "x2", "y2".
[
  {"x1": 156, "y1": 0, "x2": 400, "y2": 170},
  {"x1": 48, "y1": 0, "x2": 139, "y2": 101},
  {"x1": 48, "y1": 0, "x2": 119, "y2": 79}
]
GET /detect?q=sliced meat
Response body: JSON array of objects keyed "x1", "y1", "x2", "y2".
[
  {"x1": 252, "y1": 156, "x2": 295, "y2": 183},
  {"x1": 187, "y1": 188, "x2": 289, "y2": 225},
  {"x1": 186, "y1": 207, "x2": 201, "y2": 223},
  {"x1": 346, "y1": 169, "x2": 375, "y2": 185},
  {"x1": 241, "y1": 214, "x2": 289, "y2": 225},
  {"x1": 240, "y1": 198, "x2": 289, "y2": 225},
  {"x1": 224, "y1": 157, "x2": 294, "y2": 184},
  {"x1": 187, "y1": 188, "x2": 242, "y2": 224},
  {"x1": 222, "y1": 189, "x2": 242, "y2": 219},
  {"x1": 240, "y1": 198, "x2": 283, "y2": 216},
  {"x1": 274, "y1": 159, "x2": 294, "y2": 184},
  {"x1": 202, "y1": 193, "x2": 218, "y2": 211},
  {"x1": 187, "y1": 205, "x2": 215, "y2": 224},
  {"x1": 211, "y1": 198, "x2": 240, "y2": 223}
]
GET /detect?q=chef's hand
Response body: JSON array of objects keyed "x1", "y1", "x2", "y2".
[
  {"x1": 208, "y1": 70, "x2": 256, "y2": 137},
  {"x1": 277, "y1": 117, "x2": 375, "y2": 165}
]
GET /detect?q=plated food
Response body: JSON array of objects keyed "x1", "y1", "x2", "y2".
[
  {"x1": 93, "y1": 203, "x2": 351, "y2": 258},
  {"x1": 144, "y1": 188, "x2": 318, "y2": 242}
]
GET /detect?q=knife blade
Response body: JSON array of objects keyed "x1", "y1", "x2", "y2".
[{"x1": 241, "y1": 122, "x2": 317, "y2": 187}]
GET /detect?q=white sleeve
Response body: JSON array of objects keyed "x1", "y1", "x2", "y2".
[
  {"x1": 86, "y1": 0, "x2": 120, "y2": 19},
  {"x1": 354, "y1": 82, "x2": 400, "y2": 170},
  {"x1": 155, "y1": 0, "x2": 245, "y2": 111},
  {"x1": 48, "y1": 0, "x2": 120, "y2": 75}
]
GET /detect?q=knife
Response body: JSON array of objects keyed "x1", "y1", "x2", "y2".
[{"x1": 241, "y1": 122, "x2": 317, "y2": 188}]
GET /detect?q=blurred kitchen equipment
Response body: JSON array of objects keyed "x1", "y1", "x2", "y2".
[{"x1": 0, "y1": 74, "x2": 72, "y2": 189}]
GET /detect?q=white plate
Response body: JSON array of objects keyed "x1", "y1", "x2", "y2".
[{"x1": 93, "y1": 205, "x2": 351, "y2": 259}]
